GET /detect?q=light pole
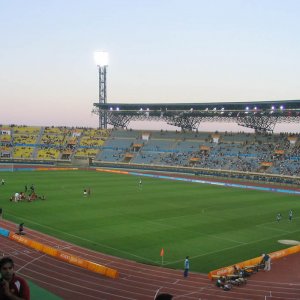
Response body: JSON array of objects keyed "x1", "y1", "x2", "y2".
[{"x1": 94, "y1": 51, "x2": 109, "y2": 129}]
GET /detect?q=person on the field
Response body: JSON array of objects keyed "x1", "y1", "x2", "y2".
[
  {"x1": 0, "y1": 256, "x2": 30, "y2": 300},
  {"x1": 83, "y1": 189, "x2": 87, "y2": 197},
  {"x1": 14, "y1": 192, "x2": 20, "y2": 202},
  {"x1": 276, "y1": 212, "x2": 282, "y2": 223},
  {"x1": 183, "y1": 256, "x2": 190, "y2": 278},
  {"x1": 288, "y1": 209, "x2": 293, "y2": 221},
  {"x1": 1, "y1": 178, "x2": 5, "y2": 185},
  {"x1": 28, "y1": 192, "x2": 37, "y2": 202},
  {"x1": 139, "y1": 178, "x2": 142, "y2": 189}
]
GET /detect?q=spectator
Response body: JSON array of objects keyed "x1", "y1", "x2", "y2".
[
  {"x1": 0, "y1": 256, "x2": 30, "y2": 300},
  {"x1": 216, "y1": 276, "x2": 231, "y2": 291},
  {"x1": 155, "y1": 293, "x2": 173, "y2": 300}
]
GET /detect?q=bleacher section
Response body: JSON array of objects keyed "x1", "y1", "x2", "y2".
[
  {"x1": 96, "y1": 130, "x2": 300, "y2": 178},
  {"x1": 74, "y1": 128, "x2": 111, "y2": 159},
  {"x1": 13, "y1": 146, "x2": 34, "y2": 159},
  {"x1": 1, "y1": 125, "x2": 300, "y2": 180}
]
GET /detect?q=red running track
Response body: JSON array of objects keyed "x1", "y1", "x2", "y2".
[{"x1": 0, "y1": 220, "x2": 300, "y2": 300}]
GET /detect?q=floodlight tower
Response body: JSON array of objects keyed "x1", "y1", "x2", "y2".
[{"x1": 94, "y1": 51, "x2": 109, "y2": 129}]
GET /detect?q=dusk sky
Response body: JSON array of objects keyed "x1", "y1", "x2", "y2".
[{"x1": 1, "y1": 0, "x2": 300, "y2": 132}]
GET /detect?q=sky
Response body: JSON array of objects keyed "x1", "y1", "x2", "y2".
[{"x1": 1, "y1": 0, "x2": 300, "y2": 132}]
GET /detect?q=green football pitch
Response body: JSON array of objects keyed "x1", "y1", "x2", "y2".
[{"x1": 0, "y1": 170, "x2": 299, "y2": 273}]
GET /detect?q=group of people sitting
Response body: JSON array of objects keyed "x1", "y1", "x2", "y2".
[
  {"x1": 10, "y1": 184, "x2": 46, "y2": 202},
  {"x1": 10, "y1": 192, "x2": 46, "y2": 202},
  {"x1": 215, "y1": 263, "x2": 265, "y2": 291}
]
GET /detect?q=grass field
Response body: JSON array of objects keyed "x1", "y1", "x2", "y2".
[{"x1": 0, "y1": 170, "x2": 300, "y2": 273}]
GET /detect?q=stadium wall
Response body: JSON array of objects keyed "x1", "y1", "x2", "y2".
[{"x1": 92, "y1": 161, "x2": 300, "y2": 187}]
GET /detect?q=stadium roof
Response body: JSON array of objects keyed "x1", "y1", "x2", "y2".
[
  {"x1": 93, "y1": 99, "x2": 300, "y2": 132},
  {"x1": 94, "y1": 99, "x2": 300, "y2": 111}
]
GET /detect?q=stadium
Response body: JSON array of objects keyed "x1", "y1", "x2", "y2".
[
  {"x1": 1, "y1": 97, "x2": 300, "y2": 299},
  {"x1": 2, "y1": 2, "x2": 300, "y2": 297}
]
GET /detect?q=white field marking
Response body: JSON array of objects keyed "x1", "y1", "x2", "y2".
[
  {"x1": 17, "y1": 253, "x2": 47, "y2": 272},
  {"x1": 210, "y1": 235, "x2": 245, "y2": 244},
  {"x1": 172, "y1": 279, "x2": 180, "y2": 284},
  {"x1": 6, "y1": 212, "x2": 300, "y2": 267},
  {"x1": 256, "y1": 224, "x2": 291, "y2": 233},
  {"x1": 258, "y1": 216, "x2": 300, "y2": 227},
  {"x1": 5, "y1": 212, "x2": 157, "y2": 264},
  {"x1": 136, "y1": 216, "x2": 245, "y2": 245},
  {"x1": 163, "y1": 227, "x2": 300, "y2": 266}
]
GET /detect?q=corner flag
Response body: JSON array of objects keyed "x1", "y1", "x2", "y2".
[
  {"x1": 160, "y1": 248, "x2": 164, "y2": 257},
  {"x1": 160, "y1": 248, "x2": 164, "y2": 265}
]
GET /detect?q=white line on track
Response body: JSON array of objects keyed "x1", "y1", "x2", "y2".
[
  {"x1": 1, "y1": 229, "x2": 298, "y2": 299},
  {"x1": 2, "y1": 240, "x2": 154, "y2": 299},
  {"x1": 16, "y1": 253, "x2": 47, "y2": 272}
]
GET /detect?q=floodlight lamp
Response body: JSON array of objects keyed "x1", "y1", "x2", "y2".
[
  {"x1": 271, "y1": 106, "x2": 275, "y2": 110},
  {"x1": 109, "y1": 107, "x2": 113, "y2": 111},
  {"x1": 254, "y1": 106, "x2": 257, "y2": 110},
  {"x1": 245, "y1": 106, "x2": 249, "y2": 110},
  {"x1": 116, "y1": 107, "x2": 120, "y2": 111},
  {"x1": 94, "y1": 51, "x2": 109, "y2": 66},
  {"x1": 280, "y1": 105, "x2": 284, "y2": 110}
]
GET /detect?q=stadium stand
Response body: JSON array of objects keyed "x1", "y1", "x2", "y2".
[{"x1": 1, "y1": 125, "x2": 300, "y2": 184}]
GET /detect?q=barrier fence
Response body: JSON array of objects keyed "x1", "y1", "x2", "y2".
[
  {"x1": 0, "y1": 227, "x2": 118, "y2": 279},
  {"x1": 208, "y1": 244, "x2": 300, "y2": 279}
]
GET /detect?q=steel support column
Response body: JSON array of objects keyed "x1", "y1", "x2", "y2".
[
  {"x1": 166, "y1": 114, "x2": 202, "y2": 131},
  {"x1": 237, "y1": 115, "x2": 278, "y2": 133},
  {"x1": 98, "y1": 66, "x2": 107, "y2": 129}
]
